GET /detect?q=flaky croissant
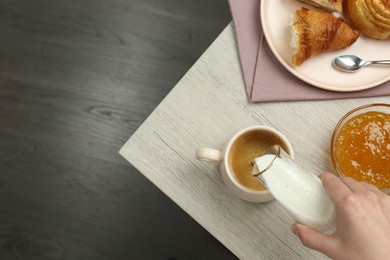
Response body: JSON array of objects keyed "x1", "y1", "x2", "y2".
[
  {"x1": 345, "y1": 0, "x2": 390, "y2": 40},
  {"x1": 291, "y1": 8, "x2": 360, "y2": 66}
]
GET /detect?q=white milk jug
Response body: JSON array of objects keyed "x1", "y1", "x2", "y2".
[{"x1": 254, "y1": 145, "x2": 336, "y2": 234}]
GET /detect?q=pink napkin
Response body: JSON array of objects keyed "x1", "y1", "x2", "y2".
[{"x1": 228, "y1": 0, "x2": 390, "y2": 102}]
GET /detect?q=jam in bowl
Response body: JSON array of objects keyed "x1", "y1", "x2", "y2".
[{"x1": 331, "y1": 104, "x2": 390, "y2": 194}]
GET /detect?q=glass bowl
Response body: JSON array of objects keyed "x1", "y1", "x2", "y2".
[{"x1": 330, "y1": 103, "x2": 390, "y2": 195}]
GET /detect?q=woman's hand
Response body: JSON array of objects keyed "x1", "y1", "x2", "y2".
[{"x1": 291, "y1": 173, "x2": 390, "y2": 260}]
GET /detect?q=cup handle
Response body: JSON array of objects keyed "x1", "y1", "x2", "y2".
[{"x1": 195, "y1": 148, "x2": 223, "y2": 163}]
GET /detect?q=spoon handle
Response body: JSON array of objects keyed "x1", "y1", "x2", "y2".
[{"x1": 371, "y1": 60, "x2": 390, "y2": 66}]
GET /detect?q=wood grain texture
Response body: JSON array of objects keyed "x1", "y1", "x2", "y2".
[
  {"x1": 0, "y1": 0, "x2": 235, "y2": 259},
  {"x1": 120, "y1": 24, "x2": 390, "y2": 259}
]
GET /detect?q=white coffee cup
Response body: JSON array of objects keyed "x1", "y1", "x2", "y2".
[{"x1": 195, "y1": 125, "x2": 294, "y2": 203}]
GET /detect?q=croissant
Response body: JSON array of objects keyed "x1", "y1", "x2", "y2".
[
  {"x1": 291, "y1": 8, "x2": 360, "y2": 66},
  {"x1": 297, "y1": 0, "x2": 343, "y2": 12},
  {"x1": 345, "y1": 0, "x2": 390, "y2": 40}
]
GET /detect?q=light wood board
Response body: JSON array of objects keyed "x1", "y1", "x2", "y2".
[{"x1": 120, "y1": 23, "x2": 389, "y2": 259}]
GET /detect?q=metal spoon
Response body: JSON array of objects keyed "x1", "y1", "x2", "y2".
[{"x1": 333, "y1": 55, "x2": 390, "y2": 72}]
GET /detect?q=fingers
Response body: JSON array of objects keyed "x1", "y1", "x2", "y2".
[
  {"x1": 340, "y1": 176, "x2": 366, "y2": 193},
  {"x1": 319, "y1": 173, "x2": 352, "y2": 205},
  {"x1": 291, "y1": 223, "x2": 336, "y2": 255},
  {"x1": 338, "y1": 175, "x2": 384, "y2": 196},
  {"x1": 360, "y1": 182, "x2": 386, "y2": 196},
  {"x1": 320, "y1": 173, "x2": 385, "y2": 203}
]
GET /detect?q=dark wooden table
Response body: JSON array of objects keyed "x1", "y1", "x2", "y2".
[{"x1": 0, "y1": 0, "x2": 236, "y2": 258}]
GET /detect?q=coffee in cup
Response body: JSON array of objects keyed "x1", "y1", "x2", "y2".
[
  {"x1": 196, "y1": 125, "x2": 294, "y2": 202},
  {"x1": 230, "y1": 130, "x2": 289, "y2": 191}
]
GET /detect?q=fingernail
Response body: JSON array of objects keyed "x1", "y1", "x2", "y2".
[{"x1": 291, "y1": 224, "x2": 299, "y2": 236}]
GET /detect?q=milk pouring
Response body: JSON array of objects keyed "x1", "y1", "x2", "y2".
[{"x1": 254, "y1": 145, "x2": 336, "y2": 234}]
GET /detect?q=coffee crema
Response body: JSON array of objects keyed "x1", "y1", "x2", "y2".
[{"x1": 229, "y1": 131, "x2": 286, "y2": 191}]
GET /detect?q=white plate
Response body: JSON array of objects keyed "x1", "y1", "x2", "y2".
[{"x1": 260, "y1": 0, "x2": 390, "y2": 92}]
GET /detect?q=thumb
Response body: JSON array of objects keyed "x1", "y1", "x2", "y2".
[{"x1": 291, "y1": 223, "x2": 336, "y2": 254}]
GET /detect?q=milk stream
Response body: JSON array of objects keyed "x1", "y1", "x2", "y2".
[{"x1": 255, "y1": 154, "x2": 336, "y2": 234}]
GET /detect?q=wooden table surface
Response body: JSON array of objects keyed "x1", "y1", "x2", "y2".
[{"x1": 120, "y1": 24, "x2": 389, "y2": 259}]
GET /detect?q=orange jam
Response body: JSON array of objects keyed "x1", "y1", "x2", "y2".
[{"x1": 334, "y1": 111, "x2": 390, "y2": 189}]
